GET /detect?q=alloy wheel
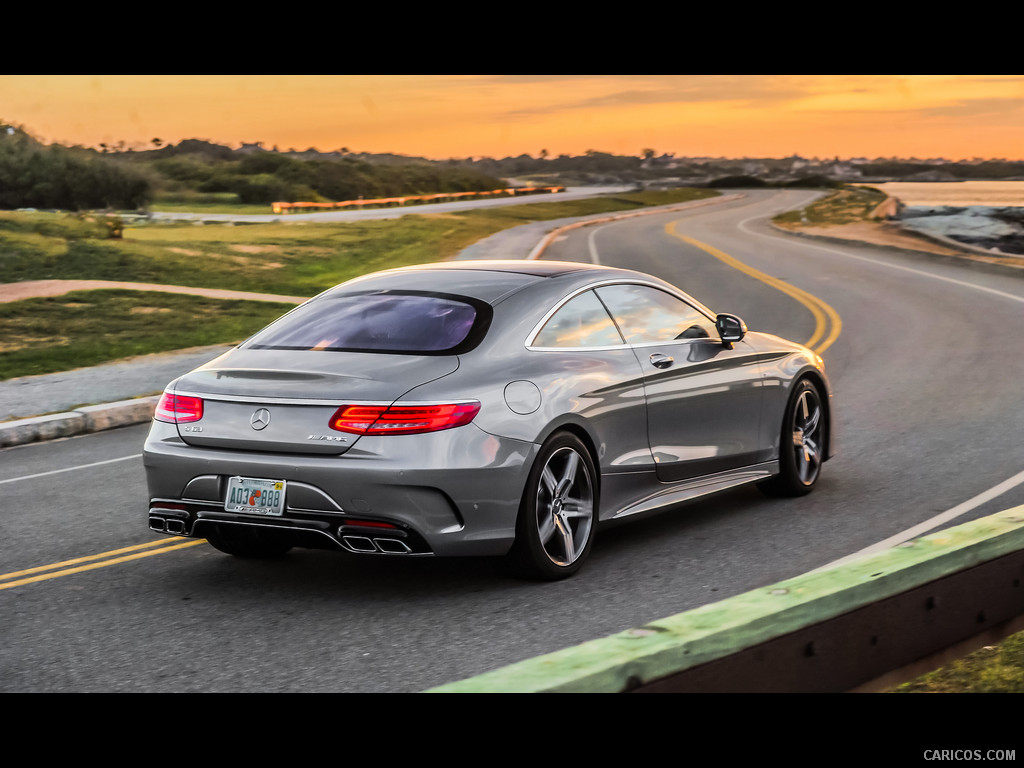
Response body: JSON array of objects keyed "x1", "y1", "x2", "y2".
[
  {"x1": 791, "y1": 386, "x2": 823, "y2": 486},
  {"x1": 534, "y1": 446, "x2": 595, "y2": 567}
]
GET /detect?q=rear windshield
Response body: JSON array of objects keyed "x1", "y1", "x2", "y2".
[{"x1": 245, "y1": 290, "x2": 490, "y2": 354}]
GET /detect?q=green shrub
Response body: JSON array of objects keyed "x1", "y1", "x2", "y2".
[{"x1": 0, "y1": 127, "x2": 152, "y2": 210}]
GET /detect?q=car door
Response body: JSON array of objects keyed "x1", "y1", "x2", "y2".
[
  {"x1": 593, "y1": 282, "x2": 765, "y2": 483},
  {"x1": 528, "y1": 288, "x2": 654, "y2": 474}
]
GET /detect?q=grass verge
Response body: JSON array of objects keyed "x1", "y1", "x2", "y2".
[
  {"x1": 0, "y1": 188, "x2": 717, "y2": 297},
  {"x1": 0, "y1": 188, "x2": 716, "y2": 379},
  {"x1": 0, "y1": 290, "x2": 294, "y2": 380},
  {"x1": 773, "y1": 185, "x2": 888, "y2": 229},
  {"x1": 892, "y1": 630, "x2": 1024, "y2": 693}
]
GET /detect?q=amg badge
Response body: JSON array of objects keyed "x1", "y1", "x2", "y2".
[{"x1": 307, "y1": 434, "x2": 348, "y2": 442}]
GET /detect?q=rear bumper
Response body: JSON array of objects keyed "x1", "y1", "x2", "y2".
[
  {"x1": 143, "y1": 420, "x2": 537, "y2": 557},
  {"x1": 148, "y1": 498, "x2": 436, "y2": 555}
]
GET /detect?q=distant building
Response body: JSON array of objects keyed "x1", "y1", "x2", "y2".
[{"x1": 826, "y1": 162, "x2": 862, "y2": 180}]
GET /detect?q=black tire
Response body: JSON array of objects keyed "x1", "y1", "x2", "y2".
[
  {"x1": 759, "y1": 378, "x2": 826, "y2": 498},
  {"x1": 205, "y1": 526, "x2": 293, "y2": 559},
  {"x1": 509, "y1": 432, "x2": 598, "y2": 581}
]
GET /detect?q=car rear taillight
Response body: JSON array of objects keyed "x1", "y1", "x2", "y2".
[
  {"x1": 155, "y1": 393, "x2": 204, "y2": 423},
  {"x1": 329, "y1": 402, "x2": 480, "y2": 435}
]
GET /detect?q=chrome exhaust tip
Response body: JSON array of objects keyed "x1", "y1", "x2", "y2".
[
  {"x1": 341, "y1": 535, "x2": 377, "y2": 552},
  {"x1": 149, "y1": 511, "x2": 187, "y2": 535},
  {"x1": 339, "y1": 532, "x2": 413, "y2": 554},
  {"x1": 374, "y1": 538, "x2": 412, "y2": 554}
]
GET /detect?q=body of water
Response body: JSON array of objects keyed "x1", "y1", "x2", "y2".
[{"x1": 869, "y1": 181, "x2": 1024, "y2": 207}]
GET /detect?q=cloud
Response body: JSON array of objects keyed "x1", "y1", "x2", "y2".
[
  {"x1": 491, "y1": 75, "x2": 817, "y2": 119},
  {"x1": 919, "y1": 96, "x2": 1024, "y2": 119}
]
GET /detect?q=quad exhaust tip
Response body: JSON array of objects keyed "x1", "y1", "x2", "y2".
[
  {"x1": 375, "y1": 537, "x2": 413, "y2": 554},
  {"x1": 149, "y1": 513, "x2": 187, "y2": 535},
  {"x1": 340, "y1": 534, "x2": 413, "y2": 554}
]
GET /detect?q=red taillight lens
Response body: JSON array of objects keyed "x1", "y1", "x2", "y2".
[
  {"x1": 155, "y1": 393, "x2": 204, "y2": 423},
  {"x1": 329, "y1": 402, "x2": 480, "y2": 435}
]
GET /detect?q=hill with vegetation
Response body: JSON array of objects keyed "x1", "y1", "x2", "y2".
[
  {"x1": 0, "y1": 124, "x2": 509, "y2": 211},
  {"x1": 4, "y1": 119, "x2": 1024, "y2": 213},
  {"x1": 0, "y1": 125, "x2": 150, "y2": 210}
]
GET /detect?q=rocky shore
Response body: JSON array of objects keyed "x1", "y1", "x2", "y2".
[{"x1": 898, "y1": 205, "x2": 1024, "y2": 256}]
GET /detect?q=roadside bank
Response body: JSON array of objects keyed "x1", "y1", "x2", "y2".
[{"x1": 772, "y1": 191, "x2": 1024, "y2": 277}]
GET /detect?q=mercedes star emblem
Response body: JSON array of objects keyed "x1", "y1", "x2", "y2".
[{"x1": 250, "y1": 408, "x2": 271, "y2": 430}]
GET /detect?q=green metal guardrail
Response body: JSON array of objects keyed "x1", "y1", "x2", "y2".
[{"x1": 428, "y1": 506, "x2": 1024, "y2": 692}]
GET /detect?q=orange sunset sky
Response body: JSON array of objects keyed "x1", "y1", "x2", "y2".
[{"x1": 2, "y1": 74, "x2": 1022, "y2": 161}]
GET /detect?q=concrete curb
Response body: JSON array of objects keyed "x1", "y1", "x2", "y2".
[{"x1": 0, "y1": 396, "x2": 160, "y2": 448}]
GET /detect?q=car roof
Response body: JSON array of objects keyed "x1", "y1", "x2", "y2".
[
  {"x1": 383, "y1": 259, "x2": 613, "y2": 278},
  {"x1": 324, "y1": 260, "x2": 641, "y2": 305}
]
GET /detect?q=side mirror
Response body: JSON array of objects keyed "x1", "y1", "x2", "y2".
[{"x1": 716, "y1": 313, "x2": 747, "y2": 345}]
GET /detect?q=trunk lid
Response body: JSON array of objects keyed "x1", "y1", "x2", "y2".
[{"x1": 170, "y1": 348, "x2": 459, "y2": 455}]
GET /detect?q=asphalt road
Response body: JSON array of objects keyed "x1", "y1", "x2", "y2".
[{"x1": 4, "y1": 189, "x2": 1024, "y2": 692}]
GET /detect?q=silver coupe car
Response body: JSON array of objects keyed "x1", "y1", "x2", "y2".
[{"x1": 144, "y1": 260, "x2": 833, "y2": 579}]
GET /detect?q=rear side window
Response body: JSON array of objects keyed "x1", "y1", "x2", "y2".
[
  {"x1": 532, "y1": 290, "x2": 624, "y2": 348},
  {"x1": 246, "y1": 291, "x2": 490, "y2": 354}
]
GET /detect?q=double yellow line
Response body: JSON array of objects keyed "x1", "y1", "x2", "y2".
[
  {"x1": 0, "y1": 538, "x2": 205, "y2": 590},
  {"x1": 667, "y1": 222, "x2": 842, "y2": 354}
]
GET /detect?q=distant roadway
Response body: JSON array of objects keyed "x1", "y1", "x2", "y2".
[
  {"x1": 147, "y1": 185, "x2": 634, "y2": 223},
  {"x1": 4, "y1": 188, "x2": 1024, "y2": 692}
]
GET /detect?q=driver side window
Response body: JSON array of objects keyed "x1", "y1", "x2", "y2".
[{"x1": 594, "y1": 284, "x2": 716, "y2": 344}]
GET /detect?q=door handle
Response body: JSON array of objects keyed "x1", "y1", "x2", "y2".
[{"x1": 649, "y1": 353, "x2": 674, "y2": 369}]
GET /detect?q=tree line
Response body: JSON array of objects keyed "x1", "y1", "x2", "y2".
[
  {"x1": 0, "y1": 126, "x2": 507, "y2": 210},
  {"x1": 145, "y1": 145, "x2": 505, "y2": 205},
  {"x1": 0, "y1": 126, "x2": 151, "y2": 210}
]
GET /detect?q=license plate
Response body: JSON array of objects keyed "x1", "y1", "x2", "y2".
[{"x1": 225, "y1": 476, "x2": 286, "y2": 516}]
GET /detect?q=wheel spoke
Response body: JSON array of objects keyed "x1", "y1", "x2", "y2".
[
  {"x1": 555, "y1": 451, "x2": 579, "y2": 499},
  {"x1": 538, "y1": 510, "x2": 557, "y2": 544},
  {"x1": 553, "y1": 514, "x2": 577, "y2": 562},
  {"x1": 541, "y1": 465, "x2": 558, "y2": 496},
  {"x1": 803, "y1": 405, "x2": 821, "y2": 436},
  {"x1": 797, "y1": 459, "x2": 809, "y2": 482},
  {"x1": 798, "y1": 438, "x2": 820, "y2": 482},
  {"x1": 560, "y1": 498, "x2": 593, "y2": 519},
  {"x1": 798, "y1": 456, "x2": 812, "y2": 482}
]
